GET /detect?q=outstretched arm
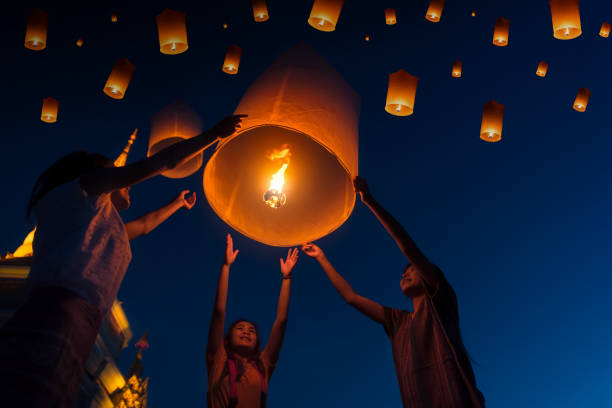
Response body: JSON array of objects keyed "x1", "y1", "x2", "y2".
[
  {"x1": 302, "y1": 243, "x2": 384, "y2": 324},
  {"x1": 207, "y1": 234, "x2": 239, "y2": 357},
  {"x1": 354, "y1": 176, "x2": 441, "y2": 288},
  {"x1": 262, "y1": 248, "x2": 298, "y2": 366},
  {"x1": 125, "y1": 190, "x2": 196, "y2": 240}
]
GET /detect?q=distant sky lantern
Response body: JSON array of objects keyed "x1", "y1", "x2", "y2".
[
  {"x1": 600, "y1": 22, "x2": 611, "y2": 38},
  {"x1": 365, "y1": 34, "x2": 370, "y2": 41},
  {"x1": 536, "y1": 61, "x2": 549, "y2": 77},
  {"x1": 472, "y1": 11, "x2": 476, "y2": 17},
  {"x1": 573, "y1": 87, "x2": 591, "y2": 112},
  {"x1": 148, "y1": 100, "x2": 204, "y2": 178},
  {"x1": 252, "y1": 0, "x2": 270, "y2": 22},
  {"x1": 41, "y1": 97, "x2": 59, "y2": 123},
  {"x1": 24, "y1": 9, "x2": 48, "y2": 50},
  {"x1": 385, "y1": 8, "x2": 397, "y2": 25},
  {"x1": 111, "y1": 13, "x2": 118, "y2": 23},
  {"x1": 156, "y1": 9, "x2": 188, "y2": 55},
  {"x1": 493, "y1": 17, "x2": 510, "y2": 46},
  {"x1": 480, "y1": 100, "x2": 505, "y2": 142},
  {"x1": 203, "y1": 42, "x2": 360, "y2": 247},
  {"x1": 223, "y1": 45, "x2": 242, "y2": 75},
  {"x1": 222, "y1": 22, "x2": 228, "y2": 29},
  {"x1": 385, "y1": 70, "x2": 419, "y2": 116},
  {"x1": 550, "y1": 0, "x2": 582, "y2": 39},
  {"x1": 452, "y1": 60, "x2": 462, "y2": 78},
  {"x1": 425, "y1": 0, "x2": 446, "y2": 22},
  {"x1": 103, "y1": 58, "x2": 136, "y2": 100},
  {"x1": 308, "y1": 0, "x2": 344, "y2": 32},
  {"x1": 76, "y1": 37, "x2": 84, "y2": 47}
]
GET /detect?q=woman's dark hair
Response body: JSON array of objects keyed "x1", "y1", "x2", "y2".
[
  {"x1": 223, "y1": 319, "x2": 265, "y2": 380},
  {"x1": 26, "y1": 150, "x2": 112, "y2": 219}
]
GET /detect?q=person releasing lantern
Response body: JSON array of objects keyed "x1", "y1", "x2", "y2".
[
  {"x1": 480, "y1": 100, "x2": 505, "y2": 142},
  {"x1": 385, "y1": 70, "x2": 419, "y2": 116},
  {"x1": 222, "y1": 45, "x2": 242, "y2": 75},
  {"x1": 41, "y1": 97, "x2": 59, "y2": 123},
  {"x1": 263, "y1": 145, "x2": 291, "y2": 209},
  {"x1": 493, "y1": 17, "x2": 510, "y2": 46},
  {"x1": 425, "y1": 0, "x2": 446, "y2": 23},
  {"x1": 24, "y1": 9, "x2": 48, "y2": 50},
  {"x1": 573, "y1": 87, "x2": 591, "y2": 112},
  {"x1": 156, "y1": 9, "x2": 188, "y2": 55},
  {"x1": 252, "y1": 0, "x2": 270, "y2": 22},
  {"x1": 550, "y1": 0, "x2": 582, "y2": 40},
  {"x1": 452, "y1": 61, "x2": 462, "y2": 78},
  {"x1": 385, "y1": 9, "x2": 397, "y2": 25},
  {"x1": 600, "y1": 22, "x2": 611, "y2": 38},
  {"x1": 308, "y1": 0, "x2": 344, "y2": 32},
  {"x1": 536, "y1": 61, "x2": 549, "y2": 77},
  {"x1": 103, "y1": 58, "x2": 136, "y2": 100}
]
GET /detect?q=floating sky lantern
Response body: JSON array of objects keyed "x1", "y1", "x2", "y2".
[
  {"x1": 111, "y1": 13, "x2": 118, "y2": 23},
  {"x1": 41, "y1": 97, "x2": 58, "y2": 123},
  {"x1": 600, "y1": 22, "x2": 611, "y2": 38},
  {"x1": 536, "y1": 61, "x2": 549, "y2": 77},
  {"x1": 156, "y1": 9, "x2": 188, "y2": 55},
  {"x1": 385, "y1": 70, "x2": 418, "y2": 116},
  {"x1": 203, "y1": 42, "x2": 360, "y2": 247},
  {"x1": 550, "y1": 0, "x2": 582, "y2": 39},
  {"x1": 493, "y1": 17, "x2": 510, "y2": 46},
  {"x1": 452, "y1": 60, "x2": 462, "y2": 78},
  {"x1": 76, "y1": 37, "x2": 84, "y2": 47},
  {"x1": 103, "y1": 58, "x2": 136, "y2": 100},
  {"x1": 573, "y1": 87, "x2": 591, "y2": 112},
  {"x1": 252, "y1": 0, "x2": 270, "y2": 22},
  {"x1": 148, "y1": 100, "x2": 204, "y2": 178},
  {"x1": 480, "y1": 100, "x2": 505, "y2": 142},
  {"x1": 385, "y1": 9, "x2": 397, "y2": 25},
  {"x1": 365, "y1": 34, "x2": 370, "y2": 41},
  {"x1": 425, "y1": 0, "x2": 446, "y2": 22},
  {"x1": 24, "y1": 9, "x2": 48, "y2": 50},
  {"x1": 222, "y1": 45, "x2": 242, "y2": 75},
  {"x1": 222, "y1": 22, "x2": 228, "y2": 29},
  {"x1": 472, "y1": 11, "x2": 476, "y2": 17},
  {"x1": 308, "y1": 0, "x2": 344, "y2": 32}
]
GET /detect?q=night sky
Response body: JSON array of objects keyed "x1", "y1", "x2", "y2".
[{"x1": 3, "y1": 1, "x2": 612, "y2": 407}]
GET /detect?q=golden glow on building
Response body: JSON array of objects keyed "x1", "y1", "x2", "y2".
[
  {"x1": 99, "y1": 360, "x2": 126, "y2": 394},
  {"x1": 3, "y1": 228, "x2": 36, "y2": 259}
]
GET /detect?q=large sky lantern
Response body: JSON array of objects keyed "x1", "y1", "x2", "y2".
[
  {"x1": 550, "y1": 0, "x2": 582, "y2": 40},
  {"x1": 156, "y1": 9, "x2": 188, "y2": 55},
  {"x1": 452, "y1": 60, "x2": 463, "y2": 78},
  {"x1": 252, "y1": 0, "x2": 270, "y2": 22},
  {"x1": 103, "y1": 58, "x2": 136, "y2": 100},
  {"x1": 536, "y1": 61, "x2": 549, "y2": 77},
  {"x1": 425, "y1": 0, "x2": 446, "y2": 22},
  {"x1": 203, "y1": 42, "x2": 360, "y2": 247},
  {"x1": 222, "y1": 45, "x2": 242, "y2": 75},
  {"x1": 480, "y1": 100, "x2": 505, "y2": 142},
  {"x1": 493, "y1": 17, "x2": 510, "y2": 46},
  {"x1": 600, "y1": 22, "x2": 611, "y2": 38},
  {"x1": 147, "y1": 100, "x2": 204, "y2": 178},
  {"x1": 111, "y1": 13, "x2": 118, "y2": 23},
  {"x1": 385, "y1": 70, "x2": 419, "y2": 116},
  {"x1": 573, "y1": 87, "x2": 591, "y2": 112},
  {"x1": 40, "y1": 97, "x2": 59, "y2": 123},
  {"x1": 385, "y1": 9, "x2": 397, "y2": 25},
  {"x1": 24, "y1": 9, "x2": 49, "y2": 50},
  {"x1": 308, "y1": 0, "x2": 344, "y2": 32}
]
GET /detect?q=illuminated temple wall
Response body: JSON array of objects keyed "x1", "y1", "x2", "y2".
[{"x1": 0, "y1": 257, "x2": 134, "y2": 408}]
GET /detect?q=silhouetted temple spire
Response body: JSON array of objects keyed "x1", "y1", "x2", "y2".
[
  {"x1": 128, "y1": 329, "x2": 149, "y2": 379},
  {"x1": 115, "y1": 330, "x2": 149, "y2": 408},
  {"x1": 114, "y1": 129, "x2": 138, "y2": 167}
]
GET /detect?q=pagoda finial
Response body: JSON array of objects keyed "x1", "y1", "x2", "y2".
[
  {"x1": 114, "y1": 128, "x2": 138, "y2": 167},
  {"x1": 129, "y1": 330, "x2": 149, "y2": 379},
  {"x1": 134, "y1": 329, "x2": 149, "y2": 350}
]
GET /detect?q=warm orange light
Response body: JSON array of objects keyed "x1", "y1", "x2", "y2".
[
  {"x1": 385, "y1": 70, "x2": 418, "y2": 116},
  {"x1": 550, "y1": 0, "x2": 582, "y2": 39},
  {"x1": 480, "y1": 100, "x2": 505, "y2": 142},
  {"x1": 385, "y1": 8, "x2": 397, "y2": 25},
  {"x1": 308, "y1": 0, "x2": 344, "y2": 32},
  {"x1": 365, "y1": 35, "x2": 370, "y2": 41},
  {"x1": 493, "y1": 17, "x2": 510, "y2": 46},
  {"x1": 471, "y1": 11, "x2": 476, "y2": 17},
  {"x1": 111, "y1": 13, "x2": 118, "y2": 23},
  {"x1": 103, "y1": 58, "x2": 136, "y2": 100},
  {"x1": 76, "y1": 37, "x2": 84, "y2": 47},
  {"x1": 222, "y1": 45, "x2": 242, "y2": 75},
  {"x1": 452, "y1": 60, "x2": 462, "y2": 78},
  {"x1": 536, "y1": 61, "x2": 549, "y2": 77},
  {"x1": 600, "y1": 22, "x2": 611, "y2": 38},
  {"x1": 148, "y1": 100, "x2": 204, "y2": 179},
  {"x1": 24, "y1": 9, "x2": 48, "y2": 50},
  {"x1": 425, "y1": 0, "x2": 446, "y2": 23},
  {"x1": 264, "y1": 146, "x2": 291, "y2": 208},
  {"x1": 222, "y1": 22, "x2": 228, "y2": 29},
  {"x1": 156, "y1": 9, "x2": 188, "y2": 55},
  {"x1": 573, "y1": 87, "x2": 591, "y2": 112},
  {"x1": 41, "y1": 97, "x2": 59, "y2": 123},
  {"x1": 5, "y1": 228, "x2": 36, "y2": 259},
  {"x1": 252, "y1": 0, "x2": 270, "y2": 22}
]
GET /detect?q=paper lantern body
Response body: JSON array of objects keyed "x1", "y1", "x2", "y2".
[
  {"x1": 550, "y1": 0, "x2": 582, "y2": 39},
  {"x1": 103, "y1": 58, "x2": 136, "y2": 99},
  {"x1": 157, "y1": 9, "x2": 188, "y2": 55},
  {"x1": 385, "y1": 70, "x2": 419, "y2": 116},
  {"x1": 25, "y1": 9, "x2": 48, "y2": 50},
  {"x1": 536, "y1": 61, "x2": 549, "y2": 77},
  {"x1": 452, "y1": 61, "x2": 462, "y2": 78},
  {"x1": 480, "y1": 100, "x2": 505, "y2": 142},
  {"x1": 493, "y1": 17, "x2": 510, "y2": 46},
  {"x1": 471, "y1": 11, "x2": 476, "y2": 17},
  {"x1": 308, "y1": 0, "x2": 344, "y2": 32},
  {"x1": 76, "y1": 37, "x2": 84, "y2": 47},
  {"x1": 365, "y1": 35, "x2": 370, "y2": 41},
  {"x1": 148, "y1": 100, "x2": 204, "y2": 178},
  {"x1": 252, "y1": 0, "x2": 270, "y2": 22},
  {"x1": 203, "y1": 43, "x2": 360, "y2": 247},
  {"x1": 41, "y1": 97, "x2": 58, "y2": 123},
  {"x1": 573, "y1": 88, "x2": 591, "y2": 112},
  {"x1": 223, "y1": 45, "x2": 242, "y2": 75},
  {"x1": 600, "y1": 22, "x2": 611, "y2": 38},
  {"x1": 385, "y1": 9, "x2": 397, "y2": 25},
  {"x1": 426, "y1": 0, "x2": 446, "y2": 22},
  {"x1": 111, "y1": 13, "x2": 118, "y2": 23}
]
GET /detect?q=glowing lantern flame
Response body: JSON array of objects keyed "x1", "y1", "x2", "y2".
[{"x1": 264, "y1": 146, "x2": 291, "y2": 209}]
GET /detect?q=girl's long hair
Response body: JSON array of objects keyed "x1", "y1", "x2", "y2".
[
  {"x1": 223, "y1": 319, "x2": 265, "y2": 379},
  {"x1": 26, "y1": 150, "x2": 112, "y2": 219}
]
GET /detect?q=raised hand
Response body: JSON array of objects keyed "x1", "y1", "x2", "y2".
[
  {"x1": 353, "y1": 176, "x2": 372, "y2": 203},
  {"x1": 224, "y1": 234, "x2": 239, "y2": 266},
  {"x1": 280, "y1": 248, "x2": 299, "y2": 277},
  {"x1": 211, "y1": 114, "x2": 248, "y2": 139},
  {"x1": 301, "y1": 243, "x2": 324, "y2": 260},
  {"x1": 175, "y1": 190, "x2": 196, "y2": 210}
]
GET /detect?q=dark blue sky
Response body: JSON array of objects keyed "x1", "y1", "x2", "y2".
[{"x1": 3, "y1": 1, "x2": 612, "y2": 406}]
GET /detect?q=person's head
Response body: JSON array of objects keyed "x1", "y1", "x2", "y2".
[
  {"x1": 400, "y1": 263, "x2": 426, "y2": 298},
  {"x1": 224, "y1": 319, "x2": 261, "y2": 358}
]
